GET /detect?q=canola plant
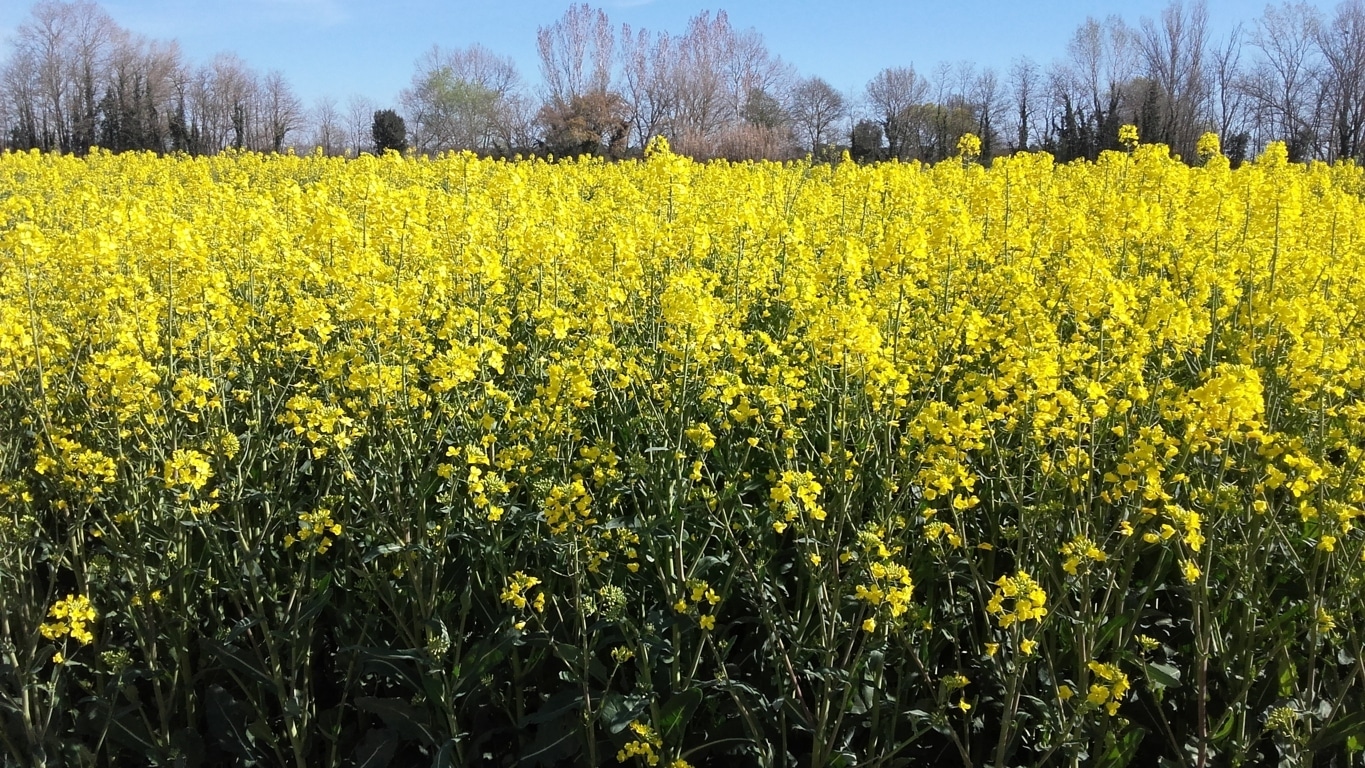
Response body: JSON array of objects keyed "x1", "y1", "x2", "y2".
[{"x1": 1, "y1": 135, "x2": 1363, "y2": 766}]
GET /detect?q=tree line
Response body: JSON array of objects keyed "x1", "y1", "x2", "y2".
[
  {"x1": 0, "y1": 2, "x2": 307, "y2": 155},
  {"x1": 3, "y1": 0, "x2": 1365, "y2": 165}
]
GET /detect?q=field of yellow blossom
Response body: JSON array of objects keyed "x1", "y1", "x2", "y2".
[{"x1": 2, "y1": 134, "x2": 1364, "y2": 767}]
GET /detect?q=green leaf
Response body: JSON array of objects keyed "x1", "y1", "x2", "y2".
[
  {"x1": 199, "y1": 637, "x2": 277, "y2": 694},
  {"x1": 293, "y1": 582, "x2": 331, "y2": 626},
  {"x1": 554, "y1": 641, "x2": 584, "y2": 672},
  {"x1": 169, "y1": 728, "x2": 206, "y2": 768},
  {"x1": 341, "y1": 645, "x2": 426, "y2": 691},
  {"x1": 658, "y1": 689, "x2": 702, "y2": 740},
  {"x1": 599, "y1": 692, "x2": 649, "y2": 734},
  {"x1": 1146, "y1": 662, "x2": 1182, "y2": 690},
  {"x1": 362, "y1": 542, "x2": 405, "y2": 564},
  {"x1": 433, "y1": 740, "x2": 461, "y2": 768},
  {"x1": 78, "y1": 697, "x2": 160, "y2": 757},
  {"x1": 355, "y1": 696, "x2": 436, "y2": 746},
  {"x1": 205, "y1": 684, "x2": 262, "y2": 763},
  {"x1": 1097, "y1": 725, "x2": 1146, "y2": 768},
  {"x1": 522, "y1": 712, "x2": 580, "y2": 768},
  {"x1": 352, "y1": 727, "x2": 399, "y2": 768},
  {"x1": 1307, "y1": 708, "x2": 1365, "y2": 752},
  {"x1": 1278, "y1": 658, "x2": 1297, "y2": 698},
  {"x1": 521, "y1": 689, "x2": 582, "y2": 726},
  {"x1": 1096, "y1": 613, "x2": 1131, "y2": 647}
]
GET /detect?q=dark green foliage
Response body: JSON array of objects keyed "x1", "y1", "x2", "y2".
[
  {"x1": 850, "y1": 120, "x2": 884, "y2": 163},
  {"x1": 372, "y1": 109, "x2": 408, "y2": 154}
]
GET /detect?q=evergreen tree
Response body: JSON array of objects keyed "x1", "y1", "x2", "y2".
[
  {"x1": 372, "y1": 109, "x2": 408, "y2": 153},
  {"x1": 850, "y1": 119, "x2": 884, "y2": 163}
]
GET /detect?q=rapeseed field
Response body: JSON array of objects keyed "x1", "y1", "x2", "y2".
[{"x1": 2, "y1": 135, "x2": 1363, "y2": 766}]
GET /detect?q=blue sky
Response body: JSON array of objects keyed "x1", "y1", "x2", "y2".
[{"x1": 0, "y1": 1, "x2": 1339, "y2": 109}]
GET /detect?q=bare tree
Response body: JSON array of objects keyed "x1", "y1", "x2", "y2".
[
  {"x1": 491, "y1": 91, "x2": 538, "y2": 152},
  {"x1": 926, "y1": 61, "x2": 958, "y2": 158},
  {"x1": 204, "y1": 53, "x2": 256, "y2": 151},
  {"x1": 259, "y1": 70, "x2": 301, "y2": 152},
  {"x1": 66, "y1": 0, "x2": 120, "y2": 149},
  {"x1": 182, "y1": 62, "x2": 215, "y2": 151},
  {"x1": 140, "y1": 38, "x2": 184, "y2": 150},
  {"x1": 723, "y1": 25, "x2": 795, "y2": 128},
  {"x1": 1042, "y1": 59, "x2": 1092, "y2": 159},
  {"x1": 788, "y1": 76, "x2": 846, "y2": 152},
  {"x1": 0, "y1": 1, "x2": 329, "y2": 156},
  {"x1": 970, "y1": 67, "x2": 1006, "y2": 158},
  {"x1": 173, "y1": 53, "x2": 261, "y2": 153},
  {"x1": 865, "y1": 66, "x2": 929, "y2": 160},
  {"x1": 309, "y1": 95, "x2": 343, "y2": 155},
  {"x1": 673, "y1": 10, "x2": 730, "y2": 148},
  {"x1": 1008, "y1": 57, "x2": 1041, "y2": 151},
  {"x1": 2, "y1": 46, "x2": 43, "y2": 149},
  {"x1": 8, "y1": 0, "x2": 119, "y2": 151},
  {"x1": 1207, "y1": 25, "x2": 1249, "y2": 159},
  {"x1": 1070, "y1": 17, "x2": 1106, "y2": 111},
  {"x1": 537, "y1": 3, "x2": 613, "y2": 107},
  {"x1": 1, "y1": 1, "x2": 197, "y2": 153},
  {"x1": 1243, "y1": 2, "x2": 1324, "y2": 158},
  {"x1": 346, "y1": 93, "x2": 376, "y2": 155},
  {"x1": 658, "y1": 10, "x2": 793, "y2": 158},
  {"x1": 1067, "y1": 14, "x2": 1136, "y2": 150},
  {"x1": 0, "y1": 70, "x2": 12, "y2": 148},
  {"x1": 402, "y1": 44, "x2": 522, "y2": 153},
  {"x1": 28, "y1": 4, "x2": 74, "y2": 151},
  {"x1": 619, "y1": 24, "x2": 677, "y2": 147},
  {"x1": 1135, "y1": 0, "x2": 1212, "y2": 157},
  {"x1": 1316, "y1": 0, "x2": 1365, "y2": 161},
  {"x1": 102, "y1": 31, "x2": 165, "y2": 150}
]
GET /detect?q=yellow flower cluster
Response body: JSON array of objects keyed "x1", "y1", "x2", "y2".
[
  {"x1": 617, "y1": 721, "x2": 663, "y2": 766},
  {"x1": 848, "y1": 525, "x2": 915, "y2": 627},
  {"x1": 1086, "y1": 661, "x2": 1130, "y2": 716},
  {"x1": 768, "y1": 469, "x2": 825, "y2": 532},
  {"x1": 854, "y1": 560, "x2": 915, "y2": 618},
  {"x1": 543, "y1": 479, "x2": 594, "y2": 537},
  {"x1": 1317, "y1": 606, "x2": 1337, "y2": 634},
  {"x1": 285, "y1": 507, "x2": 343, "y2": 555},
  {"x1": 986, "y1": 571, "x2": 1048, "y2": 628},
  {"x1": 674, "y1": 578, "x2": 721, "y2": 630},
  {"x1": 1196, "y1": 131, "x2": 1221, "y2": 159},
  {"x1": 1118, "y1": 123, "x2": 1140, "y2": 149},
  {"x1": 39, "y1": 594, "x2": 97, "y2": 645},
  {"x1": 163, "y1": 448, "x2": 212, "y2": 491},
  {"x1": 956, "y1": 132, "x2": 982, "y2": 159},
  {"x1": 1059, "y1": 535, "x2": 1106, "y2": 575},
  {"x1": 33, "y1": 433, "x2": 118, "y2": 501},
  {"x1": 500, "y1": 571, "x2": 545, "y2": 613},
  {"x1": 279, "y1": 393, "x2": 357, "y2": 455}
]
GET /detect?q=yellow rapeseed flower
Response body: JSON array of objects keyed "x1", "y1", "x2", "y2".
[{"x1": 40, "y1": 594, "x2": 97, "y2": 645}]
